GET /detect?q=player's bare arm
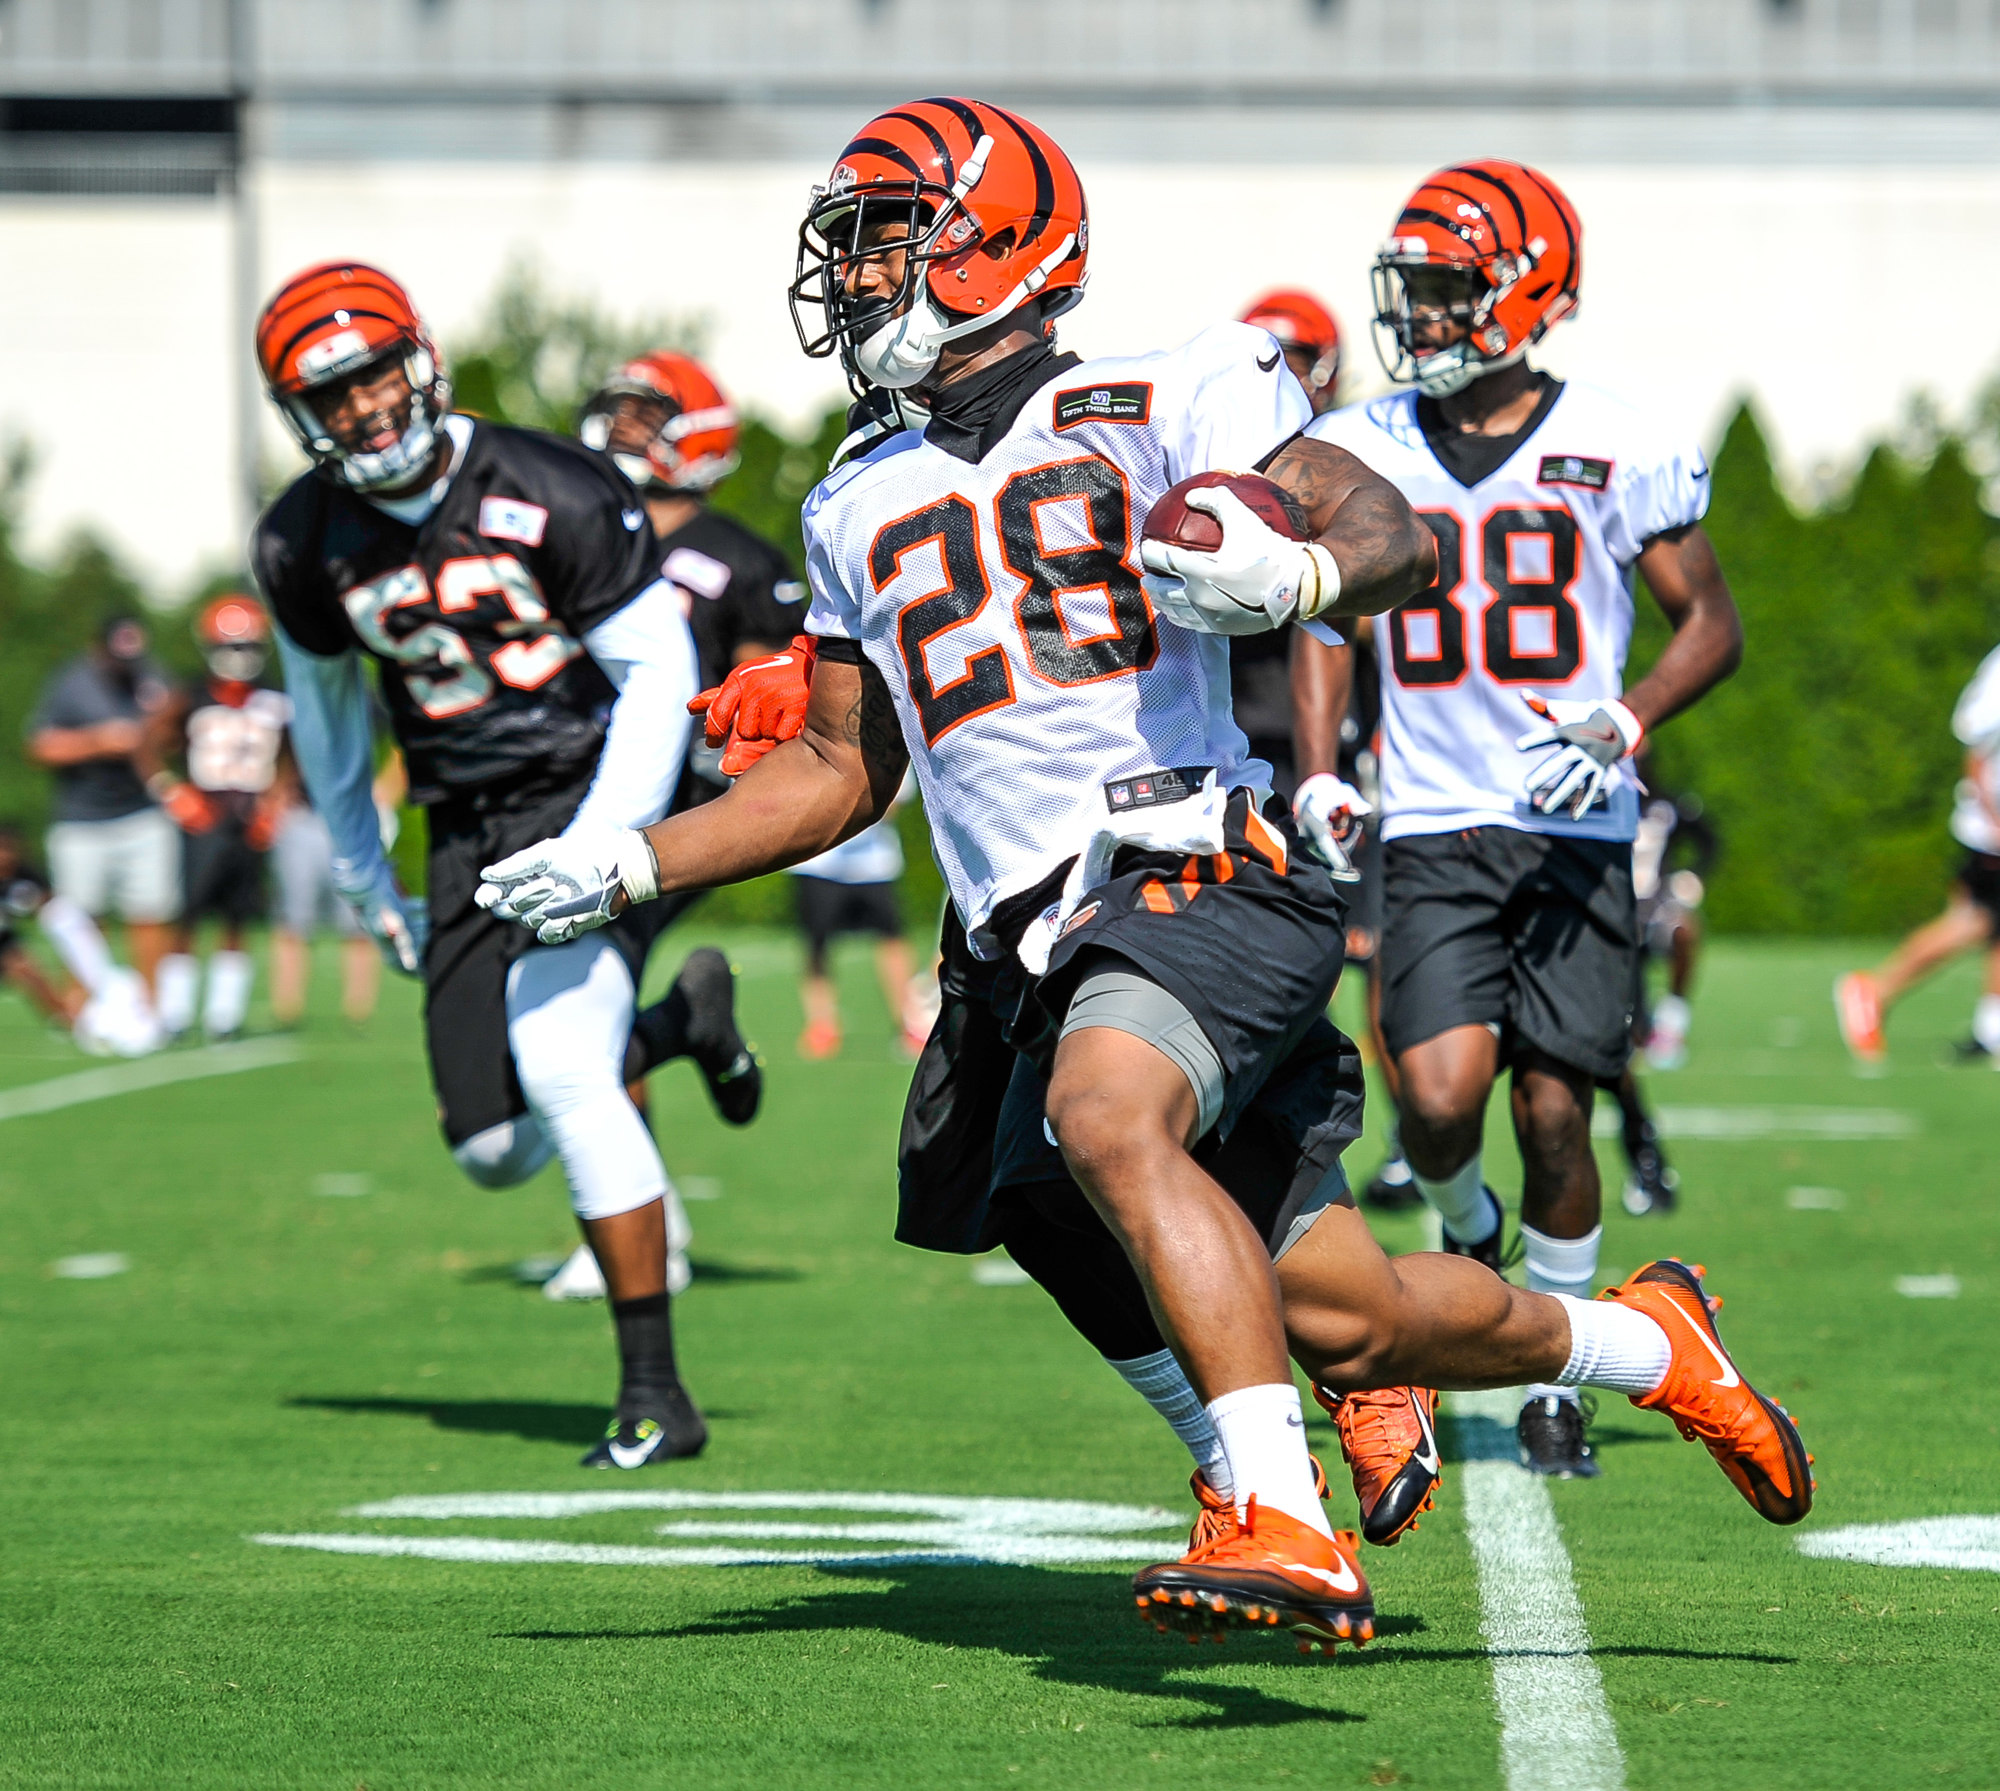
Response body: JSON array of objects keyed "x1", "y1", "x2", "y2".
[
  {"x1": 638, "y1": 656, "x2": 908, "y2": 898},
  {"x1": 1290, "y1": 632, "x2": 1353, "y2": 782},
  {"x1": 1622, "y1": 520, "x2": 1744, "y2": 732},
  {"x1": 1261, "y1": 436, "x2": 1438, "y2": 619}
]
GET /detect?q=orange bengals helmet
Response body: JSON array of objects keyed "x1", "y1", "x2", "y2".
[
  {"x1": 1371, "y1": 162, "x2": 1581, "y2": 397},
  {"x1": 578, "y1": 350, "x2": 740, "y2": 494},
  {"x1": 789, "y1": 97, "x2": 1088, "y2": 390},
  {"x1": 1241, "y1": 289, "x2": 1342, "y2": 404},
  {"x1": 196, "y1": 593, "x2": 270, "y2": 682},
  {"x1": 255, "y1": 261, "x2": 449, "y2": 491}
]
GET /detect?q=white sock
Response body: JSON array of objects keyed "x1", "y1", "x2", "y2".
[
  {"x1": 1551, "y1": 1292, "x2": 1672, "y2": 1395},
  {"x1": 203, "y1": 950, "x2": 253, "y2": 1037},
  {"x1": 1416, "y1": 1153, "x2": 1495, "y2": 1244},
  {"x1": 156, "y1": 953, "x2": 198, "y2": 1035},
  {"x1": 1975, "y1": 994, "x2": 2000, "y2": 1056},
  {"x1": 1107, "y1": 1350, "x2": 1231, "y2": 1498},
  {"x1": 37, "y1": 896, "x2": 114, "y2": 994},
  {"x1": 1523, "y1": 1222, "x2": 1601, "y2": 1298},
  {"x1": 1206, "y1": 1383, "x2": 1332, "y2": 1537}
]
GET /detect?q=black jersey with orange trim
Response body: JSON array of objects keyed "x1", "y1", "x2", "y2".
[
  {"x1": 656, "y1": 508, "x2": 807, "y2": 690},
  {"x1": 253, "y1": 419, "x2": 659, "y2": 805}
]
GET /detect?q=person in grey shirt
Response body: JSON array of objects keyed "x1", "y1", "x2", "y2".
[{"x1": 25, "y1": 615, "x2": 181, "y2": 994}]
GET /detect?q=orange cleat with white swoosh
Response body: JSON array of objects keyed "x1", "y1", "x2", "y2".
[
  {"x1": 1603, "y1": 1259, "x2": 1815, "y2": 1525},
  {"x1": 1134, "y1": 1498, "x2": 1374, "y2": 1652}
]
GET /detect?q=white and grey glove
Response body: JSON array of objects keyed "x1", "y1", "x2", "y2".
[
  {"x1": 475, "y1": 820, "x2": 660, "y2": 945},
  {"x1": 1292, "y1": 772, "x2": 1374, "y2": 881},
  {"x1": 1139, "y1": 486, "x2": 1341, "y2": 637},
  {"x1": 1514, "y1": 694, "x2": 1644, "y2": 820},
  {"x1": 336, "y1": 863, "x2": 429, "y2": 976}
]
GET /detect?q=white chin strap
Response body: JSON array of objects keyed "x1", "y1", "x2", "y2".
[
  {"x1": 1413, "y1": 336, "x2": 1530, "y2": 398},
  {"x1": 851, "y1": 231, "x2": 1079, "y2": 391},
  {"x1": 337, "y1": 410, "x2": 439, "y2": 493}
]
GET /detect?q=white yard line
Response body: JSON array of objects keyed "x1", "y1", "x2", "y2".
[
  {"x1": 0, "y1": 1037, "x2": 303, "y2": 1124},
  {"x1": 1590, "y1": 1105, "x2": 1917, "y2": 1141},
  {"x1": 1450, "y1": 1389, "x2": 1627, "y2": 1791}
]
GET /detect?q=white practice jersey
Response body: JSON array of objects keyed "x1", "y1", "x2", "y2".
[
  {"x1": 1308, "y1": 380, "x2": 1710, "y2": 844},
  {"x1": 804, "y1": 322, "x2": 1306, "y2": 944},
  {"x1": 1950, "y1": 643, "x2": 2000, "y2": 853}
]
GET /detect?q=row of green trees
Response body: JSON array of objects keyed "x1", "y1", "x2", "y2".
[{"x1": 3, "y1": 265, "x2": 1996, "y2": 935}]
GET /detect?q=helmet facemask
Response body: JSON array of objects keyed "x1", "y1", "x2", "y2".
[
  {"x1": 1372, "y1": 256, "x2": 1522, "y2": 398},
  {"x1": 284, "y1": 343, "x2": 448, "y2": 493}
]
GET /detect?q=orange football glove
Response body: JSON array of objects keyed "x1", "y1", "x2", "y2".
[
  {"x1": 159, "y1": 781, "x2": 216, "y2": 834},
  {"x1": 687, "y1": 635, "x2": 817, "y2": 777}
]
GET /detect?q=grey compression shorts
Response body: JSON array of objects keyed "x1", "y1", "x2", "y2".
[{"x1": 1058, "y1": 960, "x2": 1341, "y2": 1260}]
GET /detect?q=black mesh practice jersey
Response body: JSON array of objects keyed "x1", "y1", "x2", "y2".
[
  {"x1": 656, "y1": 507, "x2": 808, "y2": 690},
  {"x1": 254, "y1": 419, "x2": 659, "y2": 805}
]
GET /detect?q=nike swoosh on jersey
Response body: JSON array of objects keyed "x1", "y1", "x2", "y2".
[
  {"x1": 1285, "y1": 1558, "x2": 1362, "y2": 1594},
  {"x1": 1257, "y1": 349, "x2": 1282, "y2": 372},
  {"x1": 1665, "y1": 1301, "x2": 1740, "y2": 1388}
]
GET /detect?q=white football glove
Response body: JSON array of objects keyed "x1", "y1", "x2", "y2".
[
  {"x1": 1514, "y1": 694, "x2": 1644, "y2": 820},
  {"x1": 1292, "y1": 772, "x2": 1374, "y2": 881},
  {"x1": 1139, "y1": 486, "x2": 1341, "y2": 637},
  {"x1": 335, "y1": 863, "x2": 428, "y2": 976},
  {"x1": 476, "y1": 821, "x2": 661, "y2": 945}
]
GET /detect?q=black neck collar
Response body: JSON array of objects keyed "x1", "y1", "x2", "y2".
[{"x1": 924, "y1": 342, "x2": 1080, "y2": 464}]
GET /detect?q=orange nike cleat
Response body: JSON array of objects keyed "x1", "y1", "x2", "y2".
[
  {"x1": 1184, "y1": 1458, "x2": 1332, "y2": 1551},
  {"x1": 1135, "y1": 1497, "x2": 1374, "y2": 1653},
  {"x1": 1604, "y1": 1259, "x2": 1815, "y2": 1525},
  {"x1": 1834, "y1": 972, "x2": 1885, "y2": 1063},
  {"x1": 1314, "y1": 1383, "x2": 1442, "y2": 1546}
]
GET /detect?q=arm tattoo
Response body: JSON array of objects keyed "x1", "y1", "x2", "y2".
[
  {"x1": 1268, "y1": 439, "x2": 1435, "y2": 617},
  {"x1": 854, "y1": 662, "x2": 910, "y2": 792}
]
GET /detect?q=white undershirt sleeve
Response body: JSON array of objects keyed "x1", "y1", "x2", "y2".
[
  {"x1": 568, "y1": 579, "x2": 699, "y2": 835},
  {"x1": 274, "y1": 622, "x2": 391, "y2": 901}
]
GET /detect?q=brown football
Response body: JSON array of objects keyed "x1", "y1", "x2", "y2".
[{"x1": 1141, "y1": 471, "x2": 1310, "y2": 553}]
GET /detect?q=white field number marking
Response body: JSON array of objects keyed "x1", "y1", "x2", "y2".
[
  {"x1": 1786, "y1": 1187, "x2": 1845, "y2": 1210},
  {"x1": 251, "y1": 1490, "x2": 1184, "y2": 1570},
  {"x1": 1895, "y1": 1274, "x2": 1961, "y2": 1299},
  {"x1": 0, "y1": 1037, "x2": 302, "y2": 1124},
  {"x1": 1799, "y1": 1516, "x2": 2000, "y2": 1574},
  {"x1": 51, "y1": 1252, "x2": 129, "y2": 1279},
  {"x1": 1451, "y1": 1389, "x2": 1626, "y2": 1791},
  {"x1": 1590, "y1": 1106, "x2": 1916, "y2": 1142}
]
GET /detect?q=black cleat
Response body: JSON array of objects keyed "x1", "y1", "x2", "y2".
[
  {"x1": 1363, "y1": 1155, "x2": 1424, "y2": 1212},
  {"x1": 581, "y1": 1386, "x2": 708, "y2": 1469},
  {"x1": 629, "y1": 947, "x2": 763, "y2": 1125},
  {"x1": 1620, "y1": 1140, "x2": 1680, "y2": 1216},
  {"x1": 1948, "y1": 1035, "x2": 1998, "y2": 1065},
  {"x1": 1440, "y1": 1187, "x2": 1508, "y2": 1273},
  {"x1": 1518, "y1": 1393, "x2": 1601, "y2": 1478}
]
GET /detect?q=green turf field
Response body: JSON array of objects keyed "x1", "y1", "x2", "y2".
[{"x1": 2, "y1": 930, "x2": 1996, "y2": 1790}]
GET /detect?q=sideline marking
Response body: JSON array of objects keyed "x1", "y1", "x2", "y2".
[
  {"x1": 252, "y1": 1489, "x2": 1183, "y2": 1569},
  {"x1": 1451, "y1": 1389, "x2": 1627, "y2": 1791},
  {"x1": 51, "y1": 1252, "x2": 129, "y2": 1279},
  {"x1": 1590, "y1": 1105, "x2": 1915, "y2": 1142},
  {"x1": 1786, "y1": 1186, "x2": 1846, "y2": 1210},
  {"x1": 1798, "y1": 1515, "x2": 2000, "y2": 1574},
  {"x1": 0, "y1": 1037, "x2": 303, "y2": 1124}
]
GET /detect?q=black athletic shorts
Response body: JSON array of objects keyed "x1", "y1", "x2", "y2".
[
  {"x1": 1958, "y1": 851, "x2": 2000, "y2": 940},
  {"x1": 794, "y1": 875, "x2": 902, "y2": 971},
  {"x1": 895, "y1": 788, "x2": 1364, "y2": 1256},
  {"x1": 423, "y1": 778, "x2": 671, "y2": 1147},
  {"x1": 1378, "y1": 825, "x2": 1638, "y2": 1083},
  {"x1": 1343, "y1": 821, "x2": 1384, "y2": 966},
  {"x1": 182, "y1": 819, "x2": 266, "y2": 926}
]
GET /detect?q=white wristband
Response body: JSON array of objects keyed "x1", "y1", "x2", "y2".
[
  {"x1": 618, "y1": 829, "x2": 661, "y2": 904},
  {"x1": 1296, "y1": 543, "x2": 1343, "y2": 623}
]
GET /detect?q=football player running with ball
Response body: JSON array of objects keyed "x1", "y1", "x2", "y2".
[
  {"x1": 1294, "y1": 163, "x2": 1747, "y2": 1476},
  {"x1": 482, "y1": 105, "x2": 1812, "y2": 1645},
  {"x1": 252, "y1": 264, "x2": 760, "y2": 1471}
]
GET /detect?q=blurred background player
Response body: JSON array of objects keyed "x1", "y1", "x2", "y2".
[
  {"x1": 254, "y1": 261, "x2": 756, "y2": 1469},
  {"x1": 787, "y1": 776, "x2": 923, "y2": 1060},
  {"x1": 266, "y1": 748, "x2": 398, "y2": 1029},
  {"x1": 0, "y1": 819, "x2": 164, "y2": 1055},
  {"x1": 1838, "y1": 640, "x2": 2000, "y2": 1065},
  {"x1": 1298, "y1": 161, "x2": 1744, "y2": 1475},
  {"x1": 1632, "y1": 769, "x2": 1716, "y2": 1071},
  {"x1": 153, "y1": 597, "x2": 291, "y2": 1042},
  {"x1": 25, "y1": 615, "x2": 180, "y2": 999}
]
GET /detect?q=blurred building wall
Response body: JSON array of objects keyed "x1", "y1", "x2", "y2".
[{"x1": 3, "y1": 0, "x2": 1998, "y2": 589}]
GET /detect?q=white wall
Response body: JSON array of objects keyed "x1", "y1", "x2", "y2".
[{"x1": 3, "y1": 159, "x2": 1996, "y2": 592}]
